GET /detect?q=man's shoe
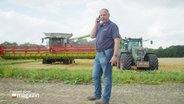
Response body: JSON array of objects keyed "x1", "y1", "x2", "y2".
[
  {"x1": 87, "y1": 96, "x2": 99, "y2": 101},
  {"x1": 95, "y1": 100, "x2": 109, "y2": 104}
]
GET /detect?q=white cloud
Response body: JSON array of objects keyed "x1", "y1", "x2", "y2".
[
  {"x1": 8, "y1": 0, "x2": 88, "y2": 13},
  {"x1": 0, "y1": 0, "x2": 183, "y2": 48},
  {"x1": 0, "y1": 10, "x2": 69, "y2": 44},
  {"x1": 147, "y1": 20, "x2": 166, "y2": 38}
]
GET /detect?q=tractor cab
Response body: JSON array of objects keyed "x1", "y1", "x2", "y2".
[
  {"x1": 120, "y1": 38, "x2": 143, "y2": 53},
  {"x1": 127, "y1": 38, "x2": 143, "y2": 53}
]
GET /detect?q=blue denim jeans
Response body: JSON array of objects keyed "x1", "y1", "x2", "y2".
[{"x1": 92, "y1": 48, "x2": 113, "y2": 103}]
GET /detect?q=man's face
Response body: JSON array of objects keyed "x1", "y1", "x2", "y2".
[{"x1": 99, "y1": 10, "x2": 110, "y2": 24}]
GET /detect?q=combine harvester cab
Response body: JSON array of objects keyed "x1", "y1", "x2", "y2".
[{"x1": 0, "y1": 33, "x2": 96, "y2": 64}]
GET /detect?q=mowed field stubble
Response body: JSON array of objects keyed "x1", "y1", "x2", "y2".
[
  {"x1": 11, "y1": 58, "x2": 184, "y2": 71},
  {"x1": 158, "y1": 58, "x2": 184, "y2": 71}
]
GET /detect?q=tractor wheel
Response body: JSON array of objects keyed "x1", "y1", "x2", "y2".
[
  {"x1": 63, "y1": 59, "x2": 73, "y2": 64},
  {"x1": 42, "y1": 59, "x2": 52, "y2": 64},
  {"x1": 148, "y1": 54, "x2": 158, "y2": 70},
  {"x1": 42, "y1": 59, "x2": 50, "y2": 64},
  {"x1": 117, "y1": 54, "x2": 121, "y2": 69},
  {"x1": 42, "y1": 59, "x2": 47, "y2": 64},
  {"x1": 119, "y1": 54, "x2": 132, "y2": 70}
]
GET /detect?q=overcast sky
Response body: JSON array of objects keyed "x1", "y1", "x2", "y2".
[{"x1": 0, "y1": 0, "x2": 183, "y2": 49}]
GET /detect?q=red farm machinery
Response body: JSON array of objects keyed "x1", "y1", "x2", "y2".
[{"x1": 0, "y1": 33, "x2": 96, "y2": 64}]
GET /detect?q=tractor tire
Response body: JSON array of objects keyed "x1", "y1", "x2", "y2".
[
  {"x1": 117, "y1": 54, "x2": 121, "y2": 69},
  {"x1": 42, "y1": 59, "x2": 52, "y2": 64},
  {"x1": 148, "y1": 54, "x2": 158, "y2": 70},
  {"x1": 119, "y1": 54, "x2": 132, "y2": 70},
  {"x1": 42, "y1": 59, "x2": 47, "y2": 64},
  {"x1": 63, "y1": 59, "x2": 73, "y2": 64}
]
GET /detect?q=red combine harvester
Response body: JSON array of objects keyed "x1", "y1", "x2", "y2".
[{"x1": 0, "y1": 33, "x2": 96, "y2": 64}]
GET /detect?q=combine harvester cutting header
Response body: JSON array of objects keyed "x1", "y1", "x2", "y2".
[{"x1": 0, "y1": 33, "x2": 96, "y2": 64}]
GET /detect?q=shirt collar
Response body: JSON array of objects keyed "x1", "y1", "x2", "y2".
[{"x1": 102, "y1": 20, "x2": 111, "y2": 26}]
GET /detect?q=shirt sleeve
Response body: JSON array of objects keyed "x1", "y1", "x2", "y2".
[{"x1": 111, "y1": 24, "x2": 120, "y2": 39}]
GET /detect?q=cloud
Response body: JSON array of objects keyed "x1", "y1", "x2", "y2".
[
  {"x1": 0, "y1": 0, "x2": 183, "y2": 48},
  {"x1": 0, "y1": 10, "x2": 69, "y2": 44},
  {"x1": 129, "y1": 0, "x2": 184, "y2": 8},
  {"x1": 8, "y1": 0, "x2": 88, "y2": 13}
]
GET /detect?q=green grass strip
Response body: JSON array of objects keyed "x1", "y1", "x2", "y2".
[
  {"x1": 0, "y1": 65, "x2": 184, "y2": 85},
  {"x1": 0, "y1": 57, "x2": 37, "y2": 65}
]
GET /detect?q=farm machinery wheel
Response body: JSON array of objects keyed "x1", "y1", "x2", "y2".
[
  {"x1": 42, "y1": 59, "x2": 53, "y2": 64},
  {"x1": 63, "y1": 59, "x2": 73, "y2": 64},
  {"x1": 147, "y1": 54, "x2": 158, "y2": 70},
  {"x1": 117, "y1": 54, "x2": 121, "y2": 69},
  {"x1": 119, "y1": 54, "x2": 132, "y2": 70}
]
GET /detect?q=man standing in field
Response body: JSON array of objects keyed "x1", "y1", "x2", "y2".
[{"x1": 87, "y1": 8, "x2": 120, "y2": 104}]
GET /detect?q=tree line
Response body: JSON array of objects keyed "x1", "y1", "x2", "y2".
[{"x1": 149, "y1": 45, "x2": 184, "y2": 58}]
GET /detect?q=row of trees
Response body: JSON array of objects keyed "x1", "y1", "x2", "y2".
[
  {"x1": 149, "y1": 45, "x2": 184, "y2": 57},
  {"x1": 0, "y1": 41, "x2": 39, "y2": 46},
  {"x1": 1, "y1": 41, "x2": 18, "y2": 46}
]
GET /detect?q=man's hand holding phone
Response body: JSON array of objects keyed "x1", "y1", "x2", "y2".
[{"x1": 96, "y1": 16, "x2": 101, "y2": 24}]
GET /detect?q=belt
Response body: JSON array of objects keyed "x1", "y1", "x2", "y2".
[
  {"x1": 96, "y1": 50, "x2": 104, "y2": 52},
  {"x1": 96, "y1": 48, "x2": 113, "y2": 52}
]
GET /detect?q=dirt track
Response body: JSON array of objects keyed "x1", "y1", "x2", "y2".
[{"x1": 0, "y1": 79, "x2": 184, "y2": 104}]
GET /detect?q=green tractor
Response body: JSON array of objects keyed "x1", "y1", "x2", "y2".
[{"x1": 117, "y1": 37, "x2": 158, "y2": 70}]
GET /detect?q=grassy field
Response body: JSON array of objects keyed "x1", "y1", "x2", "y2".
[{"x1": 0, "y1": 58, "x2": 184, "y2": 85}]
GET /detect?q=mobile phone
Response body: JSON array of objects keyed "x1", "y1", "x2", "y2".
[{"x1": 97, "y1": 16, "x2": 101, "y2": 23}]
